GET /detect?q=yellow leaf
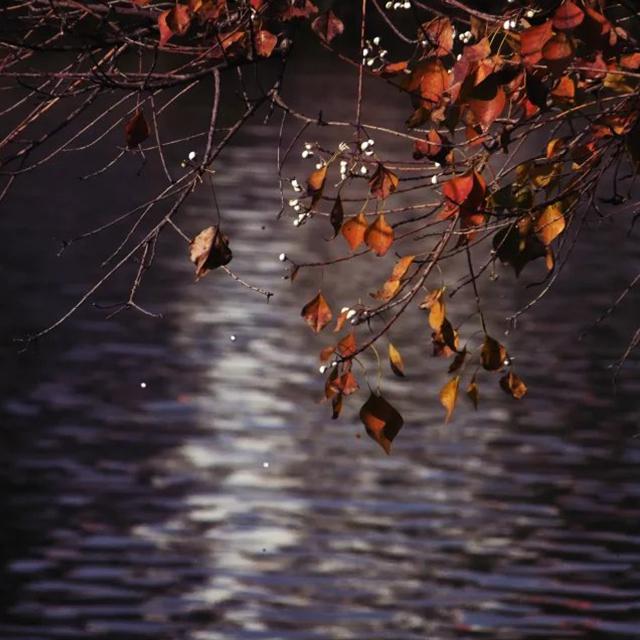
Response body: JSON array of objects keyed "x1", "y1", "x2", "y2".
[
  {"x1": 440, "y1": 376, "x2": 460, "y2": 423},
  {"x1": 388, "y1": 342, "x2": 405, "y2": 377},
  {"x1": 535, "y1": 202, "x2": 566, "y2": 245},
  {"x1": 467, "y1": 378, "x2": 479, "y2": 409}
]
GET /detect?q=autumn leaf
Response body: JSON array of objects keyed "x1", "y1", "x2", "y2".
[
  {"x1": 481, "y1": 335, "x2": 507, "y2": 371},
  {"x1": 500, "y1": 371, "x2": 528, "y2": 399},
  {"x1": 125, "y1": 109, "x2": 149, "y2": 148},
  {"x1": 189, "y1": 226, "x2": 232, "y2": 280},
  {"x1": 440, "y1": 376, "x2": 460, "y2": 423},
  {"x1": 329, "y1": 195, "x2": 344, "y2": 239},
  {"x1": 301, "y1": 291, "x2": 332, "y2": 333},
  {"x1": 341, "y1": 212, "x2": 368, "y2": 251},
  {"x1": 364, "y1": 214, "x2": 394, "y2": 257},
  {"x1": 158, "y1": 4, "x2": 191, "y2": 46},
  {"x1": 336, "y1": 332, "x2": 356, "y2": 357},
  {"x1": 420, "y1": 288, "x2": 445, "y2": 331},
  {"x1": 469, "y1": 77, "x2": 506, "y2": 130},
  {"x1": 307, "y1": 164, "x2": 327, "y2": 205},
  {"x1": 535, "y1": 202, "x2": 566, "y2": 245},
  {"x1": 388, "y1": 342, "x2": 405, "y2": 377},
  {"x1": 254, "y1": 30, "x2": 278, "y2": 57},
  {"x1": 360, "y1": 393, "x2": 404, "y2": 454},
  {"x1": 448, "y1": 347, "x2": 467, "y2": 374},
  {"x1": 520, "y1": 20, "x2": 554, "y2": 65},
  {"x1": 467, "y1": 377, "x2": 479, "y2": 409},
  {"x1": 553, "y1": 1, "x2": 584, "y2": 31},
  {"x1": 405, "y1": 58, "x2": 450, "y2": 108},
  {"x1": 311, "y1": 10, "x2": 344, "y2": 43},
  {"x1": 420, "y1": 16, "x2": 454, "y2": 58},
  {"x1": 369, "y1": 164, "x2": 399, "y2": 200}
]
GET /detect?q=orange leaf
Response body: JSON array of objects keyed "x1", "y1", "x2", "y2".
[
  {"x1": 535, "y1": 202, "x2": 566, "y2": 245},
  {"x1": 254, "y1": 30, "x2": 278, "y2": 57},
  {"x1": 421, "y1": 17, "x2": 454, "y2": 58},
  {"x1": 469, "y1": 85, "x2": 506, "y2": 130},
  {"x1": 364, "y1": 214, "x2": 394, "y2": 257},
  {"x1": 341, "y1": 212, "x2": 368, "y2": 251},
  {"x1": 301, "y1": 292, "x2": 333, "y2": 333},
  {"x1": 481, "y1": 335, "x2": 507, "y2": 371},
  {"x1": 500, "y1": 371, "x2": 528, "y2": 399},
  {"x1": 360, "y1": 393, "x2": 404, "y2": 454},
  {"x1": 520, "y1": 21, "x2": 554, "y2": 65},
  {"x1": 390, "y1": 255, "x2": 415, "y2": 281},
  {"x1": 307, "y1": 164, "x2": 327, "y2": 204},
  {"x1": 467, "y1": 377, "x2": 479, "y2": 409},
  {"x1": 336, "y1": 332, "x2": 357, "y2": 357},
  {"x1": 440, "y1": 376, "x2": 460, "y2": 423},
  {"x1": 388, "y1": 342, "x2": 405, "y2": 377}
]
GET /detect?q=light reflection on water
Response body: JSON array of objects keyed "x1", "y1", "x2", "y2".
[{"x1": 1, "y1": 67, "x2": 640, "y2": 639}]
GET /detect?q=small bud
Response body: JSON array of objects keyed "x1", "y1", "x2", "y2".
[
  {"x1": 362, "y1": 48, "x2": 369, "y2": 57},
  {"x1": 315, "y1": 162, "x2": 323, "y2": 170},
  {"x1": 319, "y1": 365, "x2": 327, "y2": 374},
  {"x1": 288, "y1": 198, "x2": 299, "y2": 207},
  {"x1": 341, "y1": 306, "x2": 350, "y2": 314},
  {"x1": 188, "y1": 151, "x2": 196, "y2": 161},
  {"x1": 346, "y1": 309, "x2": 357, "y2": 320},
  {"x1": 360, "y1": 165, "x2": 368, "y2": 175},
  {"x1": 278, "y1": 252, "x2": 287, "y2": 262},
  {"x1": 140, "y1": 382, "x2": 147, "y2": 389},
  {"x1": 431, "y1": 175, "x2": 438, "y2": 185},
  {"x1": 230, "y1": 335, "x2": 237, "y2": 342},
  {"x1": 373, "y1": 36, "x2": 381, "y2": 45}
]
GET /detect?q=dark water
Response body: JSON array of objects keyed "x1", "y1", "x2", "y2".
[{"x1": 1, "y1": 64, "x2": 640, "y2": 639}]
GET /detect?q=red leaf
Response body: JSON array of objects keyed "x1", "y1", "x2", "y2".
[
  {"x1": 311, "y1": 10, "x2": 344, "y2": 43},
  {"x1": 254, "y1": 30, "x2": 278, "y2": 57},
  {"x1": 125, "y1": 109, "x2": 149, "y2": 148},
  {"x1": 520, "y1": 21, "x2": 554, "y2": 65},
  {"x1": 553, "y1": 0, "x2": 584, "y2": 31},
  {"x1": 301, "y1": 292, "x2": 333, "y2": 333}
]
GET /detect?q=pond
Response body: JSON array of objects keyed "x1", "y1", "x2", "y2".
[{"x1": 1, "y1": 56, "x2": 640, "y2": 639}]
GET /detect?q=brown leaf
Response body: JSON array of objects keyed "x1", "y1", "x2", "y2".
[
  {"x1": 319, "y1": 345, "x2": 335, "y2": 363},
  {"x1": 360, "y1": 393, "x2": 404, "y2": 454},
  {"x1": 125, "y1": 109, "x2": 149, "y2": 148},
  {"x1": 301, "y1": 291, "x2": 333, "y2": 333},
  {"x1": 329, "y1": 371, "x2": 359, "y2": 397},
  {"x1": 311, "y1": 10, "x2": 344, "y2": 43},
  {"x1": 341, "y1": 212, "x2": 368, "y2": 251},
  {"x1": 364, "y1": 214, "x2": 394, "y2": 257},
  {"x1": 466, "y1": 377, "x2": 479, "y2": 409},
  {"x1": 369, "y1": 164, "x2": 399, "y2": 200},
  {"x1": 388, "y1": 342, "x2": 405, "y2": 377},
  {"x1": 481, "y1": 335, "x2": 507, "y2": 371},
  {"x1": 500, "y1": 371, "x2": 528, "y2": 399},
  {"x1": 371, "y1": 278, "x2": 400, "y2": 302},
  {"x1": 254, "y1": 30, "x2": 278, "y2": 57},
  {"x1": 189, "y1": 226, "x2": 232, "y2": 280},
  {"x1": 391, "y1": 255, "x2": 415, "y2": 281},
  {"x1": 336, "y1": 332, "x2": 356, "y2": 358},
  {"x1": 448, "y1": 347, "x2": 467, "y2": 374},
  {"x1": 535, "y1": 202, "x2": 566, "y2": 245},
  {"x1": 166, "y1": 4, "x2": 191, "y2": 35},
  {"x1": 329, "y1": 195, "x2": 344, "y2": 239},
  {"x1": 440, "y1": 376, "x2": 460, "y2": 423}
]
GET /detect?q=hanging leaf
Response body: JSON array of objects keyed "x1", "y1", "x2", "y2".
[
  {"x1": 500, "y1": 371, "x2": 528, "y2": 399},
  {"x1": 301, "y1": 291, "x2": 333, "y2": 333},
  {"x1": 359, "y1": 393, "x2": 404, "y2": 454},
  {"x1": 254, "y1": 30, "x2": 278, "y2": 57},
  {"x1": 391, "y1": 255, "x2": 415, "y2": 281},
  {"x1": 469, "y1": 76, "x2": 506, "y2": 131},
  {"x1": 329, "y1": 371, "x2": 359, "y2": 397},
  {"x1": 481, "y1": 335, "x2": 507, "y2": 371},
  {"x1": 535, "y1": 202, "x2": 566, "y2": 245},
  {"x1": 125, "y1": 109, "x2": 149, "y2": 148},
  {"x1": 369, "y1": 164, "x2": 399, "y2": 200},
  {"x1": 311, "y1": 10, "x2": 344, "y2": 43},
  {"x1": 307, "y1": 164, "x2": 327, "y2": 205},
  {"x1": 319, "y1": 345, "x2": 335, "y2": 363},
  {"x1": 329, "y1": 195, "x2": 344, "y2": 238},
  {"x1": 420, "y1": 288, "x2": 446, "y2": 331},
  {"x1": 364, "y1": 214, "x2": 394, "y2": 257},
  {"x1": 341, "y1": 212, "x2": 368, "y2": 251},
  {"x1": 420, "y1": 16, "x2": 454, "y2": 58},
  {"x1": 439, "y1": 376, "x2": 460, "y2": 423},
  {"x1": 466, "y1": 377, "x2": 479, "y2": 409},
  {"x1": 553, "y1": 1, "x2": 584, "y2": 31},
  {"x1": 336, "y1": 332, "x2": 357, "y2": 357},
  {"x1": 448, "y1": 347, "x2": 467, "y2": 374},
  {"x1": 388, "y1": 342, "x2": 405, "y2": 377},
  {"x1": 520, "y1": 21, "x2": 554, "y2": 65},
  {"x1": 189, "y1": 226, "x2": 233, "y2": 281},
  {"x1": 405, "y1": 58, "x2": 450, "y2": 108}
]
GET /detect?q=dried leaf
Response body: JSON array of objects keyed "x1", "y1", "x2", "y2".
[
  {"x1": 440, "y1": 376, "x2": 460, "y2": 423},
  {"x1": 500, "y1": 371, "x2": 528, "y2": 399},
  {"x1": 254, "y1": 30, "x2": 278, "y2": 57},
  {"x1": 319, "y1": 345, "x2": 335, "y2": 363},
  {"x1": 341, "y1": 212, "x2": 368, "y2": 251},
  {"x1": 448, "y1": 347, "x2": 467, "y2": 374},
  {"x1": 553, "y1": 1, "x2": 584, "y2": 31},
  {"x1": 125, "y1": 109, "x2": 149, "y2": 148},
  {"x1": 336, "y1": 332, "x2": 356, "y2": 357},
  {"x1": 329, "y1": 195, "x2": 344, "y2": 239},
  {"x1": 360, "y1": 393, "x2": 404, "y2": 454},
  {"x1": 520, "y1": 21, "x2": 554, "y2": 65},
  {"x1": 307, "y1": 164, "x2": 327, "y2": 205},
  {"x1": 391, "y1": 255, "x2": 415, "y2": 281},
  {"x1": 301, "y1": 291, "x2": 332, "y2": 333},
  {"x1": 364, "y1": 214, "x2": 394, "y2": 257},
  {"x1": 311, "y1": 10, "x2": 344, "y2": 43},
  {"x1": 481, "y1": 335, "x2": 507, "y2": 371},
  {"x1": 421, "y1": 16, "x2": 454, "y2": 58},
  {"x1": 535, "y1": 202, "x2": 566, "y2": 245},
  {"x1": 369, "y1": 164, "x2": 399, "y2": 200},
  {"x1": 466, "y1": 378, "x2": 479, "y2": 409},
  {"x1": 388, "y1": 342, "x2": 405, "y2": 377},
  {"x1": 189, "y1": 226, "x2": 232, "y2": 280}
]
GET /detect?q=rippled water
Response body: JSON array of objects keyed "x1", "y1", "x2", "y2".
[{"x1": 1, "y1": 63, "x2": 640, "y2": 639}]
